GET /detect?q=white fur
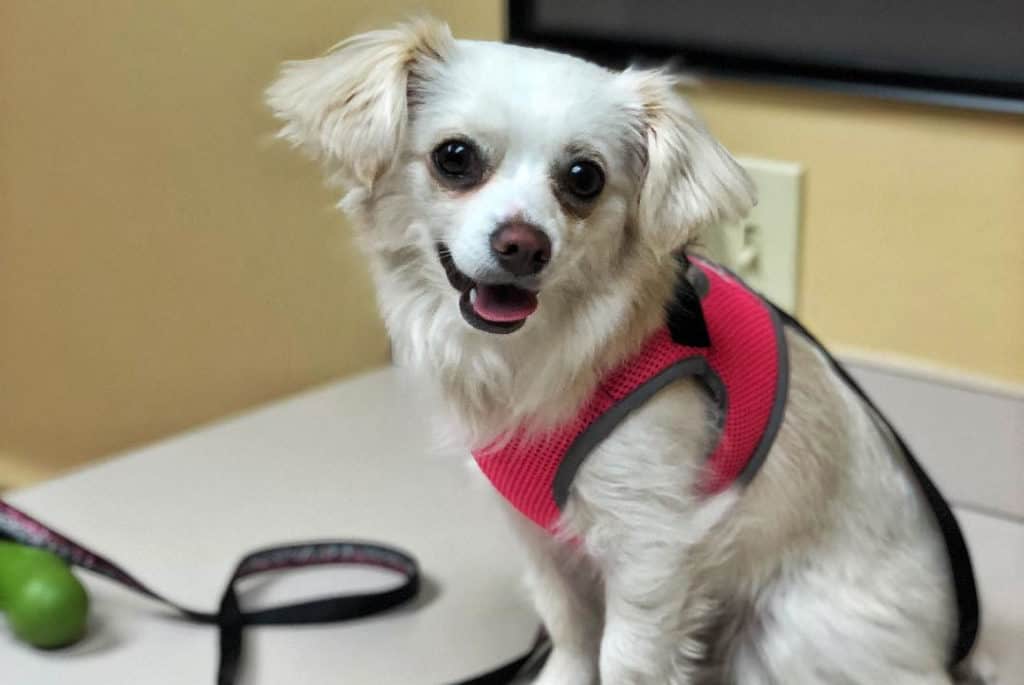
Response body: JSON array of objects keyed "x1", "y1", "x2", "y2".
[{"x1": 267, "y1": 18, "x2": 986, "y2": 684}]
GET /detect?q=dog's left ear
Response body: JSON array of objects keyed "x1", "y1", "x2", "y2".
[
  {"x1": 265, "y1": 17, "x2": 453, "y2": 189},
  {"x1": 620, "y1": 69, "x2": 756, "y2": 253}
]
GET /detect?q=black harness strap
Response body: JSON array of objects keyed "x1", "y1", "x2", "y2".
[
  {"x1": 655, "y1": 253, "x2": 976, "y2": 667},
  {"x1": 772, "y1": 306, "x2": 980, "y2": 667}
]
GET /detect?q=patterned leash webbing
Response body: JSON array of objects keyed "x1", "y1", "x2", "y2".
[{"x1": 0, "y1": 500, "x2": 548, "y2": 684}]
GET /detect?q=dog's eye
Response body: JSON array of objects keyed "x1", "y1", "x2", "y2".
[
  {"x1": 563, "y1": 160, "x2": 605, "y2": 200},
  {"x1": 431, "y1": 139, "x2": 483, "y2": 188}
]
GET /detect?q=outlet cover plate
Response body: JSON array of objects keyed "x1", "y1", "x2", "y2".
[{"x1": 704, "y1": 157, "x2": 803, "y2": 313}]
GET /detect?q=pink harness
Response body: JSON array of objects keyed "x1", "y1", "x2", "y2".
[{"x1": 472, "y1": 256, "x2": 788, "y2": 533}]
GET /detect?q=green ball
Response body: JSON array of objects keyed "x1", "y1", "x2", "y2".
[{"x1": 0, "y1": 541, "x2": 90, "y2": 649}]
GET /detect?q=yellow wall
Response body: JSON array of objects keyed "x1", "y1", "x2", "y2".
[
  {"x1": 689, "y1": 81, "x2": 1024, "y2": 386},
  {"x1": 3, "y1": 0, "x2": 1020, "y2": 487},
  {"x1": 0, "y1": 1, "x2": 503, "y2": 486}
]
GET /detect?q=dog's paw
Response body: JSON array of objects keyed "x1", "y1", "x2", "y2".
[{"x1": 531, "y1": 648, "x2": 598, "y2": 685}]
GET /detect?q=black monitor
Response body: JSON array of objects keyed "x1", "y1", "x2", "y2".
[{"x1": 508, "y1": 0, "x2": 1024, "y2": 114}]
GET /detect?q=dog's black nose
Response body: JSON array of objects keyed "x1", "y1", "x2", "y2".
[{"x1": 490, "y1": 222, "x2": 551, "y2": 276}]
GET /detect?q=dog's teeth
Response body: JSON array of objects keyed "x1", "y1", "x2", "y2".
[{"x1": 469, "y1": 288, "x2": 477, "y2": 304}]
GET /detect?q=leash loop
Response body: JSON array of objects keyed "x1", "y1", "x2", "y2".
[{"x1": 0, "y1": 500, "x2": 543, "y2": 684}]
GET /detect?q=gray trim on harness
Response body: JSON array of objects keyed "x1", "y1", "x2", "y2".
[
  {"x1": 686, "y1": 261, "x2": 711, "y2": 298},
  {"x1": 550, "y1": 272, "x2": 790, "y2": 511},
  {"x1": 736, "y1": 302, "x2": 790, "y2": 484},
  {"x1": 551, "y1": 357, "x2": 725, "y2": 510}
]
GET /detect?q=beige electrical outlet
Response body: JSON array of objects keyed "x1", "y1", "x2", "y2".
[{"x1": 705, "y1": 157, "x2": 803, "y2": 312}]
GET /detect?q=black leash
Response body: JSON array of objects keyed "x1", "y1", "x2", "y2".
[
  {"x1": 2, "y1": 310, "x2": 974, "y2": 678},
  {"x1": 772, "y1": 307, "x2": 980, "y2": 667},
  {"x1": 0, "y1": 500, "x2": 547, "y2": 684}
]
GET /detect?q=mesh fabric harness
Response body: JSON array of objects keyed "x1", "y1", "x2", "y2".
[
  {"x1": 471, "y1": 253, "x2": 978, "y2": 670},
  {"x1": 472, "y1": 256, "x2": 788, "y2": 533}
]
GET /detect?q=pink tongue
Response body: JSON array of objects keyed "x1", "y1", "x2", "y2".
[{"x1": 472, "y1": 284, "x2": 538, "y2": 322}]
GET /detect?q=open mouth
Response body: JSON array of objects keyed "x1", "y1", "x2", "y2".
[{"x1": 437, "y1": 244, "x2": 539, "y2": 334}]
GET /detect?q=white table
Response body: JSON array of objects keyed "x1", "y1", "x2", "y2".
[
  {"x1": 4, "y1": 366, "x2": 1022, "y2": 683},
  {"x1": 3, "y1": 367, "x2": 539, "y2": 684}
]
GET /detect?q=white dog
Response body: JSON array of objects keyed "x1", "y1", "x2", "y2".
[{"x1": 266, "y1": 18, "x2": 984, "y2": 684}]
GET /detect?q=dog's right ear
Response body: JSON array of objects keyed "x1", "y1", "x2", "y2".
[
  {"x1": 265, "y1": 18, "x2": 453, "y2": 189},
  {"x1": 618, "y1": 68, "x2": 756, "y2": 253}
]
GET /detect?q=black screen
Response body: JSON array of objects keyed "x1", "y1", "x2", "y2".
[{"x1": 510, "y1": 0, "x2": 1024, "y2": 112}]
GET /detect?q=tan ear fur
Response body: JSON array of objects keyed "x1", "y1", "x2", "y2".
[
  {"x1": 265, "y1": 17, "x2": 453, "y2": 189},
  {"x1": 621, "y1": 68, "x2": 756, "y2": 252}
]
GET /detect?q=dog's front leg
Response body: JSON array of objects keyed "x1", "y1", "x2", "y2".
[
  {"x1": 509, "y1": 514, "x2": 603, "y2": 685},
  {"x1": 598, "y1": 542, "x2": 702, "y2": 685}
]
